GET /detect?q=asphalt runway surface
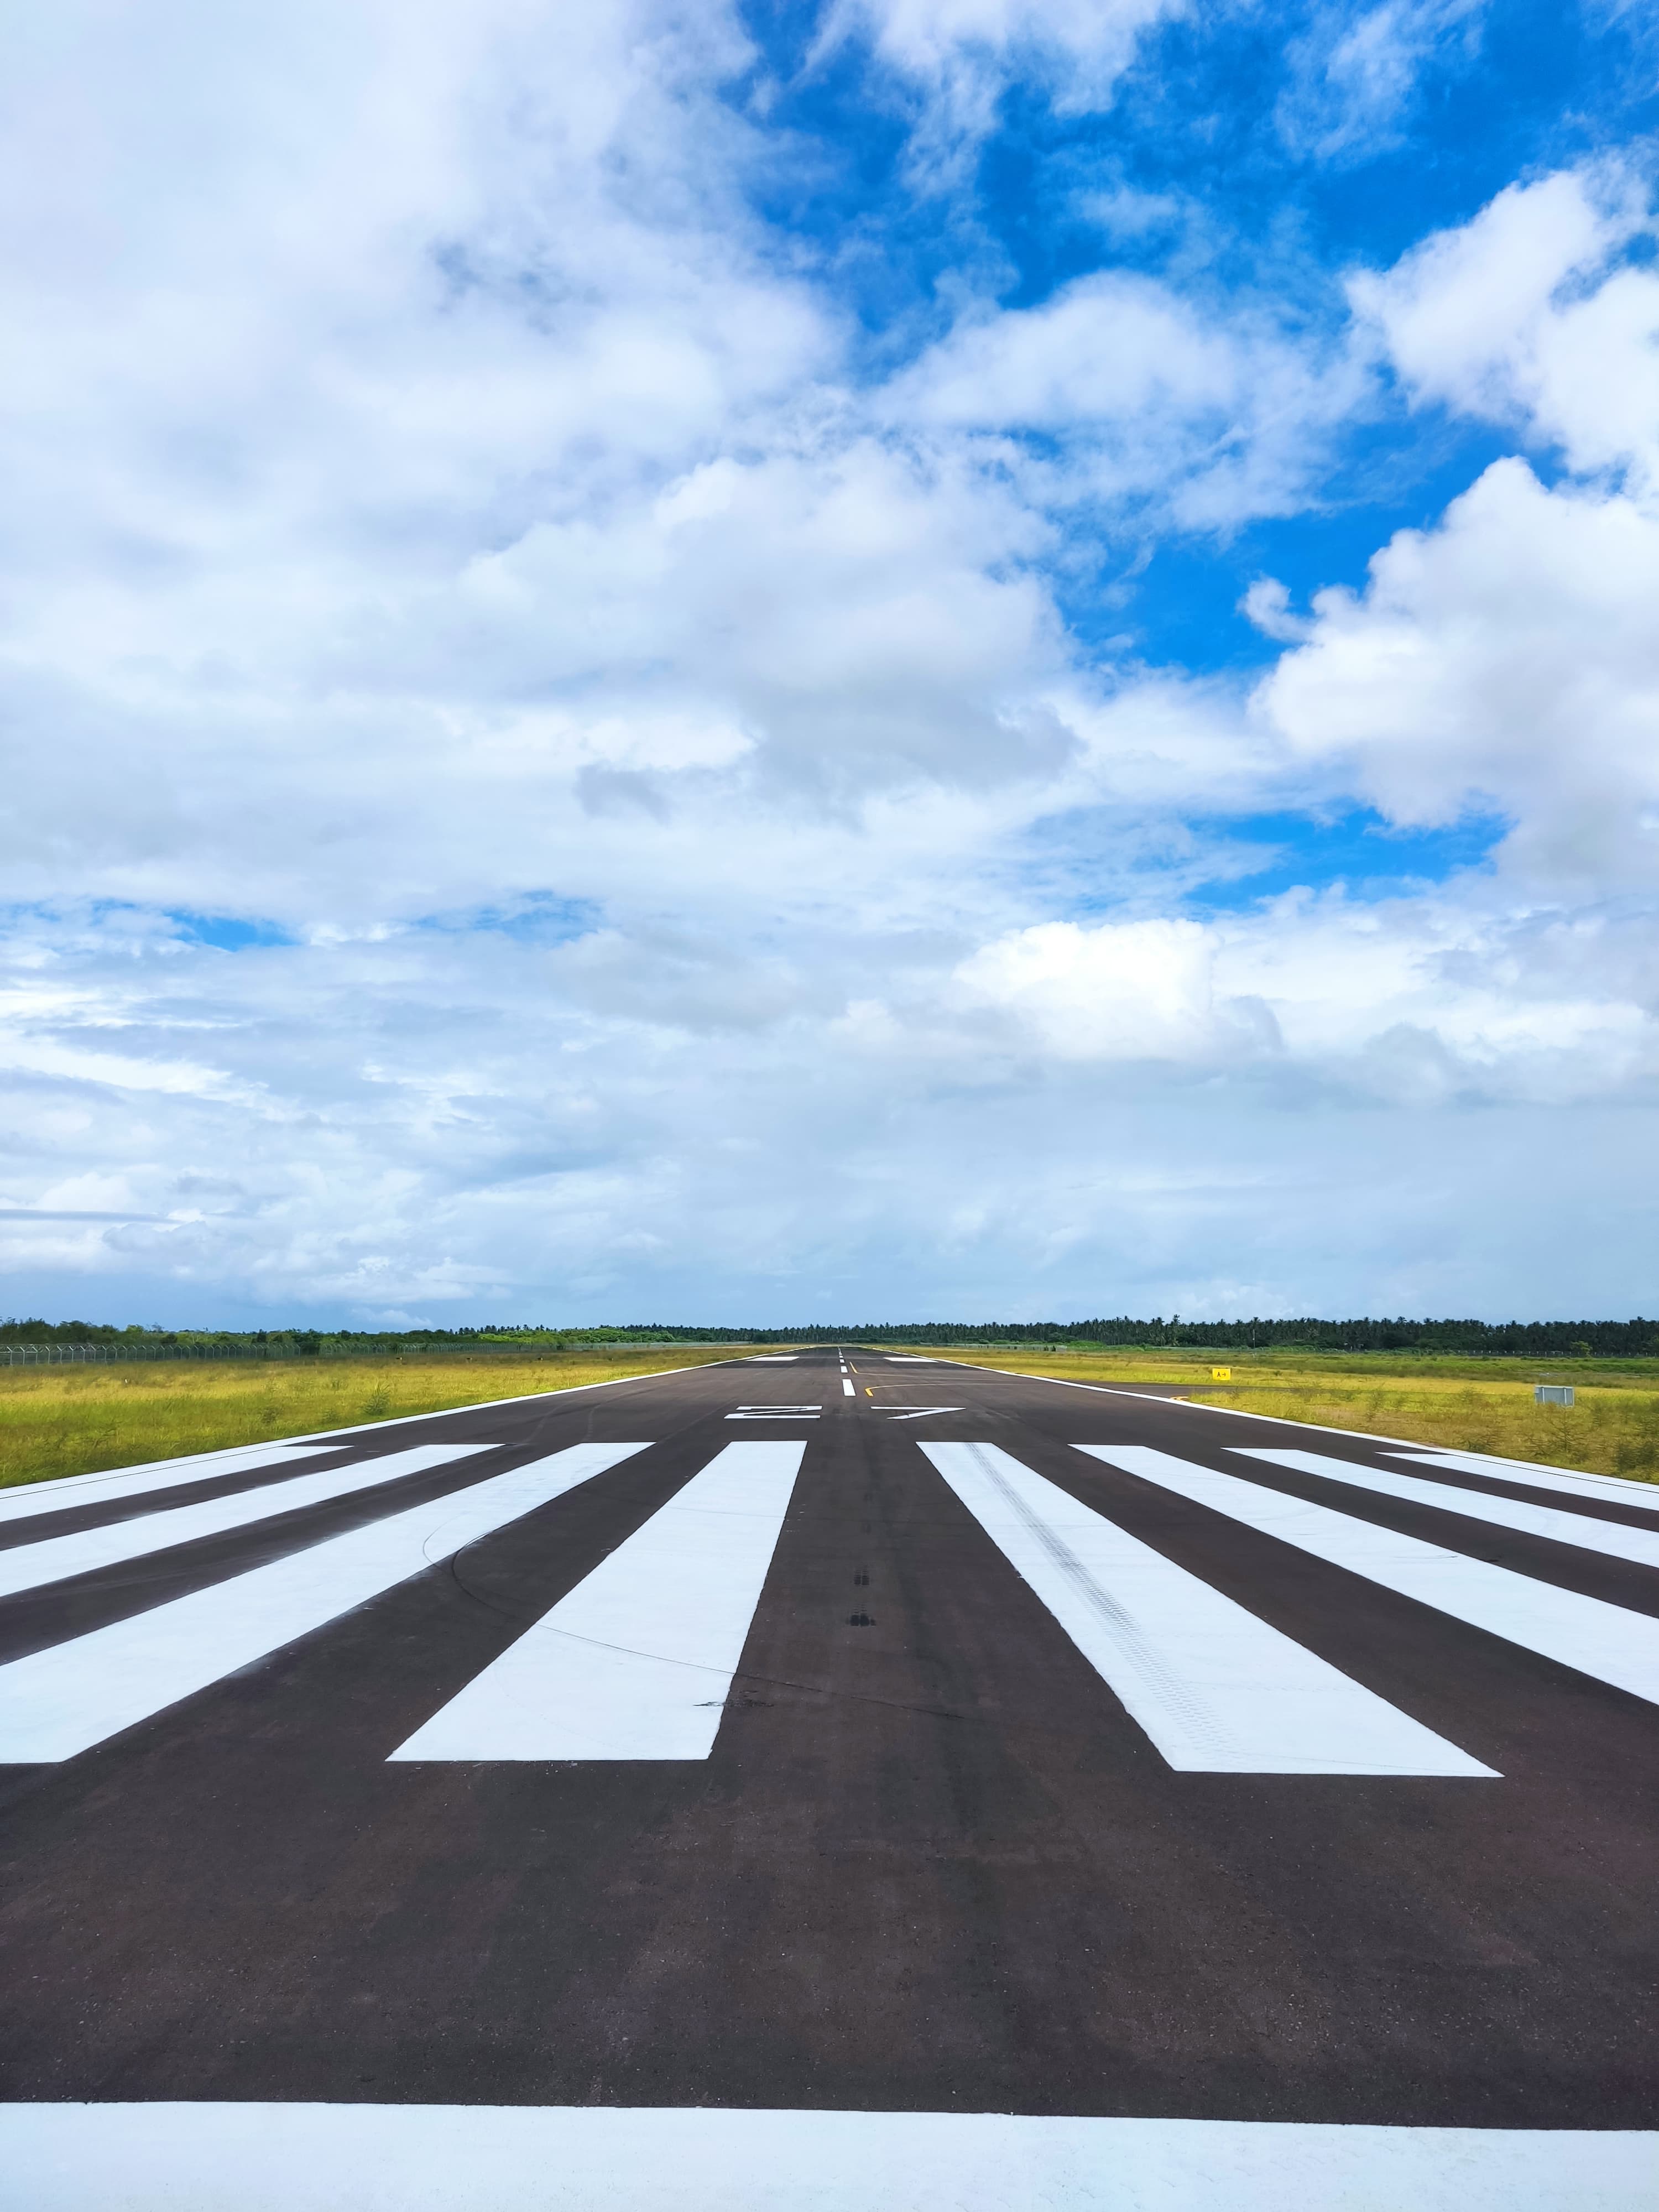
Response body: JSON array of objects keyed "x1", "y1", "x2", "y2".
[{"x1": 3, "y1": 1349, "x2": 1658, "y2": 2207}]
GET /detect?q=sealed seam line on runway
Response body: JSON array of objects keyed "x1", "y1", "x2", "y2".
[
  {"x1": 391, "y1": 1441, "x2": 805, "y2": 1762},
  {"x1": 1234, "y1": 1447, "x2": 1659, "y2": 1570},
  {"x1": 923, "y1": 1443, "x2": 1491, "y2": 1775},
  {"x1": 0, "y1": 1442, "x2": 649, "y2": 1761},
  {"x1": 0, "y1": 1444, "x2": 493, "y2": 1600},
  {"x1": 1083, "y1": 1446, "x2": 1659, "y2": 1709},
  {"x1": 0, "y1": 1443, "x2": 334, "y2": 1526}
]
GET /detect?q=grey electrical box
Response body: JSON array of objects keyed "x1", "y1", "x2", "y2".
[{"x1": 1535, "y1": 1384, "x2": 1575, "y2": 1407}]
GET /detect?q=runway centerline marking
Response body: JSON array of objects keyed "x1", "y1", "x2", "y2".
[
  {"x1": 0, "y1": 1444, "x2": 494, "y2": 1600},
  {"x1": 924, "y1": 1443, "x2": 1492, "y2": 1775},
  {"x1": 0, "y1": 1443, "x2": 649, "y2": 1762},
  {"x1": 391, "y1": 1441, "x2": 806, "y2": 1761},
  {"x1": 1082, "y1": 1445, "x2": 1659, "y2": 1710},
  {"x1": 1234, "y1": 1446, "x2": 1659, "y2": 1572}
]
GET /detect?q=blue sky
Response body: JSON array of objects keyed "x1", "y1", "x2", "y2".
[{"x1": 1, "y1": 0, "x2": 1656, "y2": 1327}]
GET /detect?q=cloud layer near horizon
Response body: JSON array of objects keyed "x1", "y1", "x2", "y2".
[{"x1": 2, "y1": 0, "x2": 1656, "y2": 1325}]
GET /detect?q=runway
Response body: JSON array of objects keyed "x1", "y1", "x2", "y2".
[{"x1": 3, "y1": 1348, "x2": 1657, "y2": 2206}]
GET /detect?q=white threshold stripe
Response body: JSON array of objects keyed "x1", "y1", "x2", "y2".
[
  {"x1": 1081, "y1": 1447, "x2": 1659, "y2": 1709},
  {"x1": 0, "y1": 1443, "x2": 648, "y2": 1762},
  {"x1": 1234, "y1": 1447, "x2": 1659, "y2": 1574},
  {"x1": 4, "y1": 2104, "x2": 1652, "y2": 2212},
  {"x1": 1391, "y1": 1449, "x2": 1659, "y2": 1514},
  {"x1": 0, "y1": 1445, "x2": 493, "y2": 1601},
  {"x1": 0, "y1": 1443, "x2": 332, "y2": 1526},
  {"x1": 391, "y1": 1441, "x2": 805, "y2": 1761},
  {"x1": 922, "y1": 1444, "x2": 1490, "y2": 1776}
]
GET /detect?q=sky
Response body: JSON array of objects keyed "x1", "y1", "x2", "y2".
[{"x1": 2, "y1": 0, "x2": 1657, "y2": 1329}]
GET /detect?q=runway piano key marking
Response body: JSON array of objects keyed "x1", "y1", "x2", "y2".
[
  {"x1": 0, "y1": 1442, "x2": 650, "y2": 1762},
  {"x1": 1233, "y1": 1447, "x2": 1659, "y2": 1573},
  {"x1": 390, "y1": 1440, "x2": 805, "y2": 1762},
  {"x1": 0, "y1": 1444, "x2": 495, "y2": 1600},
  {"x1": 0, "y1": 1443, "x2": 335, "y2": 1528},
  {"x1": 1387, "y1": 1449, "x2": 1659, "y2": 1515},
  {"x1": 1082, "y1": 1445, "x2": 1659, "y2": 1711},
  {"x1": 923, "y1": 1443, "x2": 1493, "y2": 1776}
]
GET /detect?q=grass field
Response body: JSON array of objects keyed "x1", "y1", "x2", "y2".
[
  {"x1": 937, "y1": 1348, "x2": 1659, "y2": 1487},
  {"x1": 8, "y1": 1339, "x2": 1659, "y2": 1498},
  {"x1": 0, "y1": 1347, "x2": 740, "y2": 1493}
]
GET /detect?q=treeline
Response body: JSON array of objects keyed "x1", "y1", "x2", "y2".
[
  {"x1": 700, "y1": 1317, "x2": 1659, "y2": 1354},
  {"x1": 3, "y1": 1316, "x2": 1657, "y2": 1356}
]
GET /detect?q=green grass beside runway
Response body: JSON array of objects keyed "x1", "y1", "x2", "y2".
[
  {"x1": 0, "y1": 1346, "x2": 741, "y2": 1493},
  {"x1": 930, "y1": 1347, "x2": 1659, "y2": 1487}
]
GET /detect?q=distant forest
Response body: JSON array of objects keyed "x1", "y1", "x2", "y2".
[{"x1": 2, "y1": 1314, "x2": 1657, "y2": 1357}]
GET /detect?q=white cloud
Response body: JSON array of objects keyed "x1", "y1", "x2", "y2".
[
  {"x1": 1256, "y1": 458, "x2": 1659, "y2": 887},
  {"x1": 1245, "y1": 165, "x2": 1659, "y2": 914},
  {"x1": 885, "y1": 269, "x2": 1365, "y2": 529},
  {"x1": 1277, "y1": 0, "x2": 1486, "y2": 161},
  {"x1": 1349, "y1": 162, "x2": 1659, "y2": 483},
  {"x1": 0, "y1": 23, "x2": 1655, "y2": 1327},
  {"x1": 815, "y1": 0, "x2": 1183, "y2": 163}
]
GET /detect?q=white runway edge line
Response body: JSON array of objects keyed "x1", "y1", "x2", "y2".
[
  {"x1": 4, "y1": 2104, "x2": 1654, "y2": 2212},
  {"x1": 1082, "y1": 1447, "x2": 1659, "y2": 1711},
  {"x1": 922, "y1": 1444, "x2": 1490, "y2": 1776},
  {"x1": 1234, "y1": 1448, "x2": 1659, "y2": 1574},
  {"x1": 391, "y1": 1441, "x2": 805, "y2": 1762},
  {"x1": 1391, "y1": 1449, "x2": 1659, "y2": 1515},
  {"x1": 0, "y1": 1445, "x2": 493, "y2": 1602},
  {"x1": 0, "y1": 1443, "x2": 333, "y2": 1526},
  {"x1": 0, "y1": 1443, "x2": 647, "y2": 1762}
]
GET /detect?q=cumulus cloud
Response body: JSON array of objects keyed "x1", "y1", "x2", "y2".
[
  {"x1": 1348, "y1": 163, "x2": 1659, "y2": 483},
  {"x1": 1, "y1": 18, "x2": 1655, "y2": 1326},
  {"x1": 1256, "y1": 165, "x2": 1659, "y2": 902}
]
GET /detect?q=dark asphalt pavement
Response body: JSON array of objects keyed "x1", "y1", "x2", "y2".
[{"x1": 2, "y1": 1348, "x2": 1657, "y2": 2142}]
